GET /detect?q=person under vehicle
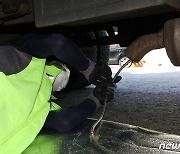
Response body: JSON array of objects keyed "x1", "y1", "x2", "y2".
[{"x1": 0, "y1": 34, "x2": 120, "y2": 153}]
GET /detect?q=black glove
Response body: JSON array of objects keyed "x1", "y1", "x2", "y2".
[
  {"x1": 89, "y1": 62, "x2": 112, "y2": 85},
  {"x1": 93, "y1": 82, "x2": 116, "y2": 105}
]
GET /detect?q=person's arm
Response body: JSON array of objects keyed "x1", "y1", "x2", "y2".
[
  {"x1": 11, "y1": 34, "x2": 90, "y2": 71},
  {"x1": 12, "y1": 34, "x2": 117, "y2": 84},
  {"x1": 43, "y1": 98, "x2": 98, "y2": 133},
  {"x1": 43, "y1": 83, "x2": 116, "y2": 133},
  {"x1": 10, "y1": 34, "x2": 116, "y2": 85}
]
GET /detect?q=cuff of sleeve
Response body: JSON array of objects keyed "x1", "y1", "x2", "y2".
[
  {"x1": 81, "y1": 59, "x2": 95, "y2": 81},
  {"x1": 87, "y1": 94, "x2": 101, "y2": 110}
]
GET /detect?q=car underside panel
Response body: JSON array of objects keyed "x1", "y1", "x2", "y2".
[{"x1": 34, "y1": 0, "x2": 180, "y2": 27}]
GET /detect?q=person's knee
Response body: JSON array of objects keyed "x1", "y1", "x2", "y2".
[
  {"x1": 47, "y1": 34, "x2": 68, "y2": 54},
  {"x1": 44, "y1": 112, "x2": 73, "y2": 133},
  {"x1": 55, "y1": 119, "x2": 72, "y2": 133},
  {"x1": 51, "y1": 33, "x2": 67, "y2": 44}
]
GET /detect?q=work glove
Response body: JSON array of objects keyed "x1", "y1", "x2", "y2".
[
  {"x1": 93, "y1": 82, "x2": 117, "y2": 105},
  {"x1": 89, "y1": 62, "x2": 112, "y2": 85}
]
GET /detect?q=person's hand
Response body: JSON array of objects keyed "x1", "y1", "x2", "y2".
[
  {"x1": 89, "y1": 62, "x2": 112, "y2": 85},
  {"x1": 93, "y1": 82, "x2": 117, "y2": 105}
]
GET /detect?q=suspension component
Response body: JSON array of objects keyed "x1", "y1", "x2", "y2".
[{"x1": 124, "y1": 30, "x2": 164, "y2": 62}]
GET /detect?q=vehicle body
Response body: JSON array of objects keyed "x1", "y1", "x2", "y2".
[
  {"x1": 108, "y1": 45, "x2": 127, "y2": 65},
  {"x1": 0, "y1": 0, "x2": 180, "y2": 66}
]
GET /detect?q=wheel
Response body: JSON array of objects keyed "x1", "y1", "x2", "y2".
[
  {"x1": 118, "y1": 56, "x2": 132, "y2": 68},
  {"x1": 82, "y1": 30, "x2": 109, "y2": 63}
]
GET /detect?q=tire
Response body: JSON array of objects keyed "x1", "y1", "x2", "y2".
[
  {"x1": 82, "y1": 30, "x2": 109, "y2": 64},
  {"x1": 95, "y1": 30, "x2": 109, "y2": 64}
]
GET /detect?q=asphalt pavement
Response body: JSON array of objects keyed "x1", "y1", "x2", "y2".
[{"x1": 104, "y1": 64, "x2": 180, "y2": 135}]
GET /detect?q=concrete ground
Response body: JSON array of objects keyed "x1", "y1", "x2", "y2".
[{"x1": 58, "y1": 49, "x2": 180, "y2": 135}]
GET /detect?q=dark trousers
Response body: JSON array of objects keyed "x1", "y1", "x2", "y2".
[{"x1": 17, "y1": 33, "x2": 89, "y2": 71}]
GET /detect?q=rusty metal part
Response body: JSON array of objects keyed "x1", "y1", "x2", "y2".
[
  {"x1": 164, "y1": 18, "x2": 180, "y2": 66},
  {"x1": 4, "y1": 13, "x2": 33, "y2": 25},
  {"x1": 124, "y1": 31, "x2": 164, "y2": 62},
  {"x1": 2, "y1": 0, "x2": 25, "y2": 14},
  {"x1": 0, "y1": 2, "x2": 29, "y2": 23}
]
